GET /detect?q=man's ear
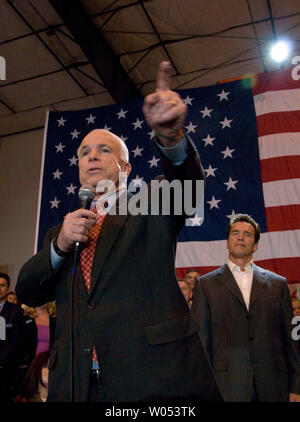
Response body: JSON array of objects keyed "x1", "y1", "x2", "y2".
[
  {"x1": 123, "y1": 162, "x2": 131, "y2": 177},
  {"x1": 253, "y1": 242, "x2": 258, "y2": 253}
]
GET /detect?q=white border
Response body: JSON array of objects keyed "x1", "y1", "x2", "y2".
[{"x1": 34, "y1": 110, "x2": 50, "y2": 254}]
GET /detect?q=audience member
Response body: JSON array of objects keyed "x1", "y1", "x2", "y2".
[
  {"x1": 292, "y1": 297, "x2": 300, "y2": 317},
  {"x1": 0, "y1": 272, "x2": 23, "y2": 401},
  {"x1": 15, "y1": 350, "x2": 50, "y2": 402},
  {"x1": 177, "y1": 279, "x2": 193, "y2": 307},
  {"x1": 192, "y1": 214, "x2": 300, "y2": 402},
  {"x1": 7, "y1": 291, "x2": 18, "y2": 305},
  {"x1": 13, "y1": 302, "x2": 56, "y2": 398},
  {"x1": 184, "y1": 269, "x2": 200, "y2": 291}
]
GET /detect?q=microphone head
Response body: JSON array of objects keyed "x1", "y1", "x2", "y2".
[
  {"x1": 78, "y1": 185, "x2": 96, "y2": 210},
  {"x1": 78, "y1": 185, "x2": 96, "y2": 201}
]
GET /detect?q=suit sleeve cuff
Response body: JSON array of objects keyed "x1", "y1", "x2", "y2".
[
  {"x1": 50, "y1": 240, "x2": 66, "y2": 270},
  {"x1": 154, "y1": 135, "x2": 188, "y2": 165}
]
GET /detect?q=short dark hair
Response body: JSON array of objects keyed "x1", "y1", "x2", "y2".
[
  {"x1": 227, "y1": 214, "x2": 260, "y2": 243},
  {"x1": 0, "y1": 272, "x2": 10, "y2": 288},
  {"x1": 185, "y1": 268, "x2": 200, "y2": 275}
]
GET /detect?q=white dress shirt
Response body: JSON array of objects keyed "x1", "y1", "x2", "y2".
[{"x1": 227, "y1": 259, "x2": 254, "y2": 310}]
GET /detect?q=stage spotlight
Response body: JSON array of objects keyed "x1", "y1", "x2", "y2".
[{"x1": 270, "y1": 40, "x2": 290, "y2": 62}]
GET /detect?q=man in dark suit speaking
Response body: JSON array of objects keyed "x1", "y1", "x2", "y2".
[
  {"x1": 16, "y1": 62, "x2": 221, "y2": 402},
  {"x1": 192, "y1": 214, "x2": 300, "y2": 402}
]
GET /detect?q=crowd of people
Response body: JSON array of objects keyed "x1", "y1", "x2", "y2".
[
  {"x1": 1, "y1": 259, "x2": 299, "y2": 403},
  {"x1": 0, "y1": 272, "x2": 54, "y2": 402}
]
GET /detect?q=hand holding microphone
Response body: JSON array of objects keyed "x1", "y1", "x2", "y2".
[{"x1": 56, "y1": 185, "x2": 96, "y2": 254}]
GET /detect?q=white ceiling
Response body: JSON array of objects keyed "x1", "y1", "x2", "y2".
[{"x1": 0, "y1": 0, "x2": 299, "y2": 137}]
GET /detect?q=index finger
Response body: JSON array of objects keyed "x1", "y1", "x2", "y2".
[
  {"x1": 71, "y1": 209, "x2": 96, "y2": 219},
  {"x1": 156, "y1": 61, "x2": 171, "y2": 91}
]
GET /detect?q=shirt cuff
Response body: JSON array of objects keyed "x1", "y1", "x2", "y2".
[
  {"x1": 50, "y1": 240, "x2": 66, "y2": 270},
  {"x1": 154, "y1": 135, "x2": 188, "y2": 165}
]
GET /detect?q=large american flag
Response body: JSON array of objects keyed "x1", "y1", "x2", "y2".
[{"x1": 36, "y1": 66, "x2": 300, "y2": 290}]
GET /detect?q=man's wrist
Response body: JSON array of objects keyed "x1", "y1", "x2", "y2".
[
  {"x1": 53, "y1": 237, "x2": 71, "y2": 258},
  {"x1": 155, "y1": 129, "x2": 184, "y2": 147}
]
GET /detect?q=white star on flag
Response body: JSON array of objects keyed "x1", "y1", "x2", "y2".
[
  {"x1": 217, "y1": 89, "x2": 230, "y2": 101},
  {"x1": 50, "y1": 197, "x2": 60, "y2": 208},
  {"x1": 204, "y1": 165, "x2": 217, "y2": 177},
  {"x1": 185, "y1": 121, "x2": 197, "y2": 133},
  {"x1": 69, "y1": 155, "x2": 79, "y2": 166},
  {"x1": 202, "y1": 134, "x2": 216, "y2": 147},
  {"x1": 55, "y1": 142, "x2": 66, "y2": 153},
  {"x1": 70, "y1": 129, "x2": 81, "y2": 139},
  {"x1": 131, "y1": 174, "x2": 144, "y2": 187},
  {"x1": 103, "y1": 124, "x2": 112, "y2": 131},
  {"x1": 226, "y1": 210, "x2": 238, "y2": 220},
  {"x1": 187, "y1": 214, "x2": 203, "y2": 226},
  {"x1": 221, "y1": 146, "x2": 235, "y2": 159},
  {"x1": 132, "y1": 118, "x2": 144, "y2": 130},
  {"x1": 148, "y1": 155, "x2": 160, "y2": 168},
  {"x1": 200, "y1": 106, "x2": 213, "y2": 118},
  {"x1": 86, "y1": 114, "x2": 96, "y2": 124},
  {"x1": 57, "y1": 116, "x2": 66, "y2": 126},
  {"x1": 120, "y1": 134, "x2": 128, "y2": 142},
  {"x1": 66, "y1": 183, "x2": 77, "y2": 195},
  {"x1": 148, "y1": 129, "x2": 155, "y2": 140},
  {"x1": 182, "y1": 95, "x2": 194, "y2": 105},
  {"x1": 117, "y1": 108, "x2": 128, "y2": 119},
  {"x1": 132, "y1": 146, "x2": 144, "y2": 157},
  {"x1": 53, "y1": 169, "x2": 63, "y2": 180},
  {"x1": 220, "y1": 116, "x2": 233, "y2": 129},
  {"x1": 207, "y1": 195, "x2": 221, "y2": 210},
  {"x1": 224, "y1": 177, "x2": 238, "y2": 191}
]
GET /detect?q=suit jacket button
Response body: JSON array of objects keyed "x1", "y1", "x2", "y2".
[
  {"x1": 88, "y1": 304, "x2": 95, "y2": 310},
  {"x1": 83, "y1": 348, "x2": 91, "y2": 355},
  {"x1": 249, "y1": 337, "x2": 254, "y2": 342}
]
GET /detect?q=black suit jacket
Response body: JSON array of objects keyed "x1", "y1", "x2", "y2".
[
  {"x1": 192, "y1": 263, "x2": 300, "y2": 402},
  {"x1": 20, "y1": 315, "x2": 56, "y2": 366},
  {"x1": 16, "y1": 139, "x2": 222, "y2": 402},
  {"x1": 0, "y1": 301, "x2": 23, "y2": 367}
]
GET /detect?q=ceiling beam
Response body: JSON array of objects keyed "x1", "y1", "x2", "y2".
[{"x1": 49, "y1": 0, "x2": 143, "y2": 102}]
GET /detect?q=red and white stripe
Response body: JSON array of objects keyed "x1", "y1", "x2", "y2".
[{"x1": 176, "y1": 67, "x2": 300, "y2": 286}]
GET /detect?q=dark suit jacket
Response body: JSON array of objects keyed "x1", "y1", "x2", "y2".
[
  {"x1": 20, "y1": 315, "x2": 56, "y2": 367},
  {"x1": 192, "y1": 263, "x2": 300, "y2": 402},
  {"x1": 16, "y1": 139, "x2": 222, "y2": 402},
  {"x1": 0, "y1": 301, "x2": 23, "y2": 367}
]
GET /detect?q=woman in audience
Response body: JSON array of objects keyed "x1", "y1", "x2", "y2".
[
  {"x1": 14, "y1": 302, "x2": 56, "y2": 398},
  {"x1": 22, "y1": 301, "x2": 56, "y2": 357},
  {"x1": 15, "y1": 351, "x2": 50, "y2": 402}
]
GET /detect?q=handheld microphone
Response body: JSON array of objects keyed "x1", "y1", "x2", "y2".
[
  {"x1": 70, "y1": 184, "x2": 95, "y2": 402},
  {"x1": 74, "y1": 184, "x2": 96, "y2": 254}
]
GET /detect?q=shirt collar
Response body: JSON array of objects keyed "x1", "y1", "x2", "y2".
[
  {"x1": 91, "y1": 184, "x2": 127, "y2": 214},
  {"x1": 0, "y1": 299, "x2": 6, "y2": 311},
  {"x1": 227, "y1": 258, "x2": 254, "y2": 273}
]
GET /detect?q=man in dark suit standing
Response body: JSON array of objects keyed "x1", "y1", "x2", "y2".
[
  {"x1": 192, "y1": 214, "x2": 300, "y2": 402},
  {"x1": 0, "y1": 273, "x2": 23, "y2": 401},
  {"x1": 16, "y1": 62, "x2": 221, "y2": 402}
]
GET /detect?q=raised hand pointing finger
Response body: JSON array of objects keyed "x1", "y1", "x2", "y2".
[{"x1": 156, "y1": 61, "x2": 171, "y2": 92}]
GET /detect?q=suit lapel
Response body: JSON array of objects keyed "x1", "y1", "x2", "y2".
[
  {"x1": 217, "y1": 264, "x2": 248, "y2": 310},
  {"x1": 89, "y1": 192, "x2": 130, "y2": 296},
  {"x1": 249, "y1": 265, "x2": 267, "y2": 308}
]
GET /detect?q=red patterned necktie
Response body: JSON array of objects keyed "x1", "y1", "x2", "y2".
[
  {"x1": 80, "y1": 209, "x2": 106, "y2": 293},
  {"x1": 80, "y1": 208, "x2": 106, "y2": 364}
]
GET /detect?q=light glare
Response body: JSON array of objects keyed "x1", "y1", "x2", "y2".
[{"x1": 271, "y1": 41, "x2": 289, "y2": 62}]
